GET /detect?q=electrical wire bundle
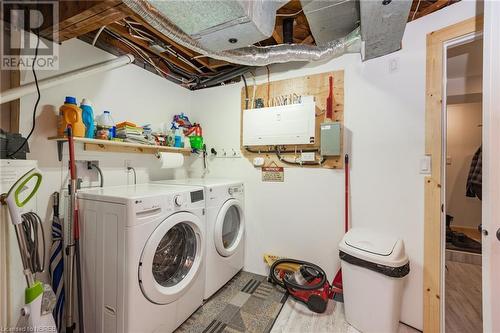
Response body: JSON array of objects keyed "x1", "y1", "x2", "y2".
[
  {"x1": 19, "y1": 211, "x2": 46, "y2": 274},
  {"x1": 92, "y1": 20, "x2": 252, "y2": 90}
]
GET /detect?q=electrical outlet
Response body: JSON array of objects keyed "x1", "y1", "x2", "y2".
[
  {"x1": 76, "y1": 160, "x2": 99, "y2": 182},
  {"x1": 389, "y1": 57, "x2": 399, "y2": 73}
]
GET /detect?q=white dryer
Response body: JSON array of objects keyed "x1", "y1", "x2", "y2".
[
  {"x1": 78, "y1": 184, "x2": 206, "y2": 333},
  {"x1": 156, "y1": 179, "x2": 245, "y2": 299}
]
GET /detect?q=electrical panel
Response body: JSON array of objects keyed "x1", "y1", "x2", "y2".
[
  {"x1": 242, "y1": 96, "x2": 316, "y2": 146},
  {"x1": 320, "y1": 122, "x2": 341, "y2": 156}
]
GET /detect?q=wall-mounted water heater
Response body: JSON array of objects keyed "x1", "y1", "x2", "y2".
[{"x1": 242, "y1": 96, "x2": 316, "y2": 146}]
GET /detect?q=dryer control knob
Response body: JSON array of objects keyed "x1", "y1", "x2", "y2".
[
  {"x1": 174, "y1": 195, "x2": 185, "y2": 207},
  {"x1": 228, "y1": 188, "x2": 234, "y2": 195}
]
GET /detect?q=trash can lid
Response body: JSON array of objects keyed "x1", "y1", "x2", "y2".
[{"x1": 339, "y1": 228, "x2": 408, "y2": 268}]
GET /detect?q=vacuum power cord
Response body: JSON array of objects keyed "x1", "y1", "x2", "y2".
[{"x1": 20, "y1": 211, "x2": 46, "y2": 274}]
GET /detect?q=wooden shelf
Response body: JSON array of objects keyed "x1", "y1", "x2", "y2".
[{"x1": 48, "y1": 136, "x2": 191, "y2": 161}]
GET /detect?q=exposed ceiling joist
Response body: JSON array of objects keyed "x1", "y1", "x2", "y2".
[
  {"x1": 412, "y1": 0, "x2": 451, "y2": 19},
  {"x1": 28, "y1": 0, "x2": 458, "y2": 88}
]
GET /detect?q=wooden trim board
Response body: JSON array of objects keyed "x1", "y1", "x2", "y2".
[
  {"x1": 48, "y1": 136, "x2": 191, "y2": 156},
  {"x1": 424, "y1": 16, "x2": 483, "y2": 333},
  {"x1": 240, "y1": 71, "x2": 344, "y2": 169}
]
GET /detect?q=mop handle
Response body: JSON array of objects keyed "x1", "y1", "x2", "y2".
[{"x1": 67, "y1": 126, "x2": 80, "y2": 240}]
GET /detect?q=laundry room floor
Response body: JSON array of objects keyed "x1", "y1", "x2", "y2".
[{"x1": 271, "y1": 299, "x2": 421, "y2": 333}]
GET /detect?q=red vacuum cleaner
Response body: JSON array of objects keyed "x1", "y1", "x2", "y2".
[
  {"x1": 269, "y1": 258, "x2": 332, "y2": 313},
  {"x1": 267, "y1": 154, "x2": 350, "y2": 312}
]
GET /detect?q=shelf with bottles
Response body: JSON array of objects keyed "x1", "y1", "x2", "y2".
[{"x1": 48, "y1": 136, "x2": 192, "y2": 161}]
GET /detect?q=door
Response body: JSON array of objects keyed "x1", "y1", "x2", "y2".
[
  {"x1": 482, "y1": 2, "x2": 500, "y2": 331},
  {"x1": 214, "y1": 199, "x2": 245, "y2": 257},
  {"x1": 139, "y1": 212, "x2": 203, "y2": 305}
]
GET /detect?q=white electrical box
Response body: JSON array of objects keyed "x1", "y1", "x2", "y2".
[{"x1": 242, "y1": 96, "x2": 316, "y2": 146}]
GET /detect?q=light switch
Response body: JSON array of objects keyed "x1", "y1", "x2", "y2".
[{"x1": 420, "y1": 155, "x2": 432, "y2": 174}]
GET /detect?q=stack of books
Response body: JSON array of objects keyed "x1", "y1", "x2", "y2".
[{"x1": 116, "y1": 122, "x2": 150, "y2": 144}]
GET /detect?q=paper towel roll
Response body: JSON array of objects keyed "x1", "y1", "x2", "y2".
[{"x1": 158, "y1": 152, "x2": 184, "y2": 169}]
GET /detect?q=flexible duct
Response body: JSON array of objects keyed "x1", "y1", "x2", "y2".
[{"x1": 122, "y1": 0, "x2": 361, "y2": 67}]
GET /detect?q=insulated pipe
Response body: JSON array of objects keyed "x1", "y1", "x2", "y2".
[
  {"x1": 122, "y1": 0, "x2": 361, "y2": 66},
  {"x1": 0, "y1": 54, "x2": 135, "y2": 105}
]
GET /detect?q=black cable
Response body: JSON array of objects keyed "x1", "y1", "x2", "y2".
[
  {"x1": 90, "y1": 163, "x2": 104, "y2": 187},
  {"x1": 242, "y1": 75, "x2": 249, "y2": 109},
  {"x1": 21, "y1": 211, "x2": 45, "y2": 273},
  {"x1": 8, "y1": 31, "x2": 40, "y2": 158},
  {"x1": 128, "y1": 167, "x2": 137, "y2": 185}
]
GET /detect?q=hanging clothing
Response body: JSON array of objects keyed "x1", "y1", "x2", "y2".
[{"x1": 466, "y1": 146, "x2": 482, "y2": 200}]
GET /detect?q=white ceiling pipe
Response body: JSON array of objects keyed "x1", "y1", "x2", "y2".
[{"x1": 0, "y1": 54, "x2": 135, "y2": 105}]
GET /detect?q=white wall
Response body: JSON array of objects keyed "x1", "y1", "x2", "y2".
[
  {"x1": 10, "y1": 0, "x2": 482, "y2": 330},
  {"x1": 190, "y1": 1, "x2": 481, "y2": 330},
  {"x1": 17, "y1": 37, "x2": 199, "y2": 284},
  {"x1": 446, "y1": 103, "x2": 482, "y2": 228}
]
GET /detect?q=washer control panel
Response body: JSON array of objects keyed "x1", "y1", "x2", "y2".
[
  {"x1": 173, "y1": 195, "x2": 185, "y2": 207},
  {"x1": 228, "y1": 184, "x2": 244, "y2": 196}
]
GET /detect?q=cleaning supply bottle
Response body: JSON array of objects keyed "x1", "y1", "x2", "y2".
[
  {"x1": 96, "y1": 111, "x2": 115, "y2": 140},
  {"x1": 80, "y1": 99, "x2": 95, "y2": 139},
  {"x1": 174, "y1": 128, "x2": 183, "y2": 148},
  {"x1": 58, "y1": 96, "x2": 85, "y2": 137}
]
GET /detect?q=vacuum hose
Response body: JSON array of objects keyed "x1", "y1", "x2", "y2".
[{"x1": 269, "y1": 258, "x2": 327, "y2": 291}]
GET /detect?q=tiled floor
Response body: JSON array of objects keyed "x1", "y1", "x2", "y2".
[
  {"x1": 445, "y1": 257, "x2": 482, "y2": 333},
  {"x1": 272, "y1": 299, "x2": 420, "y2": 333}
]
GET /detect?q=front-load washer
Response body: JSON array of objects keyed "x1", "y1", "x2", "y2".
[
  {"x1": 155, "y1": 179, "x2": 245, "y2": 299},
  {"x1": 78, "y1": 184, "x2": 206, "y2": 333}
]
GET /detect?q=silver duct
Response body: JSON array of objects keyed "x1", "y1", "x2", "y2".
[{"x1": 122, "y1": 0, "x2": 362, "y2": 67}]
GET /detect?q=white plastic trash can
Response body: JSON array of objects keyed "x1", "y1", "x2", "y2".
[{"x1": 339, "y1": 228, "x2": 409, "y2": 333}]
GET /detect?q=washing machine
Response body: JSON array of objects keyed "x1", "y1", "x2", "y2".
[
  {"x1": 155, "y1": 179, "x2": 245, "y2": 299},
  {"x1": 78, "y1": 184, "x2": 206, "y2": 333}
]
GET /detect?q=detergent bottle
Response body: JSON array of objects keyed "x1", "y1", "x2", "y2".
[
  {"x1": 58, "y1": 96, "x2": 85, "y2": 137},
  {"x1": 96, "y1": 111, "x2": 115, "y2": 140},
  {"x1": 80, "y1": 98, "x2": 95, "y2": 138}
]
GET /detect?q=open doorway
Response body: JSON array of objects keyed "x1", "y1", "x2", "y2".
[{"x1": 444, "y1": 36, "x2": 483, "y2": 332}]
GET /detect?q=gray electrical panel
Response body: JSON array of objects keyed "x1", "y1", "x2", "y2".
[{"x1": 320, "y1": 122, "x2": 341, "y2": 156}]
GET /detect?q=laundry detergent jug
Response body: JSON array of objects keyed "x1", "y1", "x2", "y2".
[
  {"x1": 58, "y1": 96, "x2": 85, "y2": 137},
  {"x1": 80, "y1": 98, "x2": 95, "y2": 138}
]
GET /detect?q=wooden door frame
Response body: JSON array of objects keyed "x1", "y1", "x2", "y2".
[{"x1": 424, "y1": 16, "x2": 483, "y2": 332}]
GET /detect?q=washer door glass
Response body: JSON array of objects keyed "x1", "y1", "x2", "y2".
[
  {"x1": 222, "y1": 206, "x2": 240, "y2": 249},
  {"x1": 215, "y1": 199, "x2": 244, "y2": 257},
  {"x1": 139, "y1": 212, "x2": 203, "y2": 305},
  {"x1": 153, "y1": 223, "x2": 196, "y2": 288}
]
